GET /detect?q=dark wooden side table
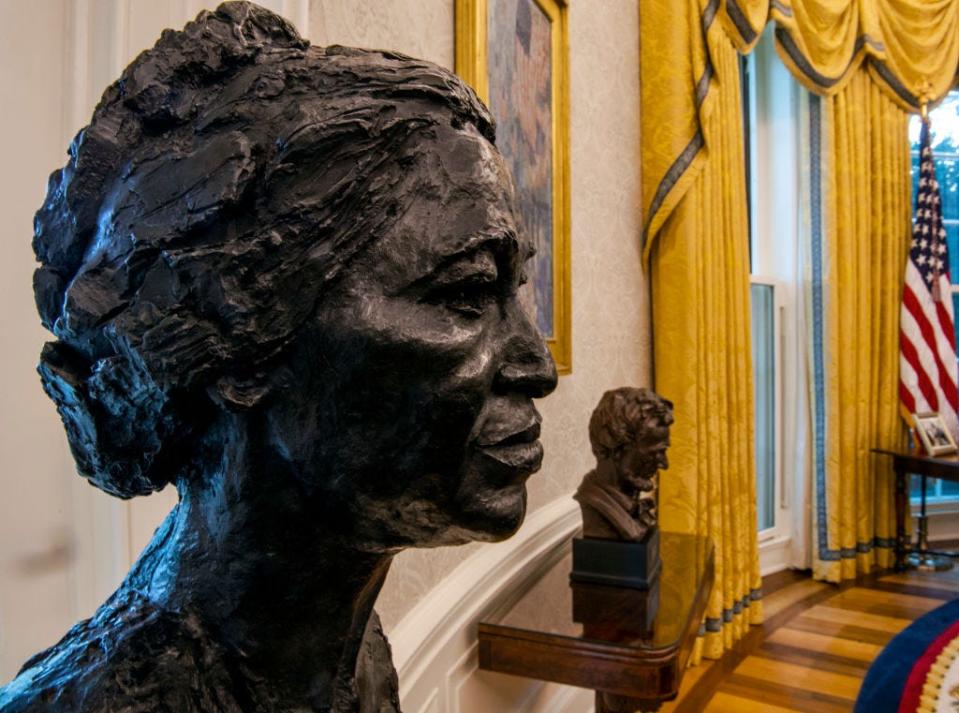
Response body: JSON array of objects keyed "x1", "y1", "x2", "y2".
[
  {"x1": 873, "y1": 448, "x2": 959, "y2": 570},
  {"x1": 478, "y1": 532, "x2": 714, "y2": 712}
]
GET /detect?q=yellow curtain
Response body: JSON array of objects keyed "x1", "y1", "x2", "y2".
[
  {"x1": 639, "y1": 0, "x2": 712, "y2": 260},
  {"x1": 772, "y1": 0, "x2": 959, "y2": 109},
  {"x1": 810, "y1": 71, "x2": 911, "y2": 581},
  {"x1": 718, "y1": 0, "x2": 769, "y2": 53},
  {"x1": 640, "y1": 0, "x2": 770, "y2": 256},
  {"x1": 640, "y1": 0, "x2": 956, "y2": 657},
  {"x1": 642, "y1": 0, "x2": 763, "y2": 663}
]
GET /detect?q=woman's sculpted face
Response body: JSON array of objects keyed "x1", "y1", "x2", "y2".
[{"x1": 261, "y1": 123, "x2": 556, "y2": 551}]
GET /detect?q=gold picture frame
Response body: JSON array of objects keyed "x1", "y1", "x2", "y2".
[
  {"x1": 913, "y1": 411, "x2": 958, "y2": 456},
  {"x1": 455, "y1": 0, "x2": 571, "y2": 374}
]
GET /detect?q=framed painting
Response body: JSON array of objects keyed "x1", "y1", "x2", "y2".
[{"x1": 455, "y1": 0, "x2": 571, "y2": 374}]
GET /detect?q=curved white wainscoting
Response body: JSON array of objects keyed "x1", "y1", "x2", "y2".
[{"x1": 390, "y1": 496, "x2": 594, "y2": 713}]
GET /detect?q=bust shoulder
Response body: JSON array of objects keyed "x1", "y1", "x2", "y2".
[
  {"x1": 0, "y1": 589, "x2": 251, "y2": 712},
  {"x1": 574, "y1": 470, "x2": 644, "y2": 541},
  {"x1": 0, "y1": 589, "x2": 401, "y2": 713}
]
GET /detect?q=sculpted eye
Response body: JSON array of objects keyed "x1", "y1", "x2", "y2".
[
  {"x1": 427, "y1": 276, "x2": 497, "y2": 318},
  {"x1": 422, "y1": 249, "x2": 500, "y2": 318}
]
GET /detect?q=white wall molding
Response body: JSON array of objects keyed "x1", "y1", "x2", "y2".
[
  {"x1": 759, "y1": 534, "x2": 792, "y2": 577},
  {"x1": 548, "y1": 687, "x2": 593, "y2": 713},
  {"x1": 923, "y1": 509, "x2": 959, "y2": 543},
  {"x1": 391, "y1": 496, "x2": 586, "y2": 713}
]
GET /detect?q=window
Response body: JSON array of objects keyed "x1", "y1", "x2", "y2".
[
  {"x1": 742, "y1": 53, "x2": 778, "y2": 536},
  {"x1": 741, "y1": 26, "x2": 807, "y2": 573},
  {"x1": 908, "y1": 91, "x2": 959, "y2": 505},
  {"x1": 740, "y1": 31, "x2": 799, "y2": 543},
  {"x1": 743, "y1": 52, "x2": 774, "y2": 534}
]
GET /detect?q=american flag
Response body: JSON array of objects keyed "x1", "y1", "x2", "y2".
[{"x1": 900, "y1": 118, "x2": 959, "y2": 440}]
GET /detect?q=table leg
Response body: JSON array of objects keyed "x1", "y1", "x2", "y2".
[
  {"x1": 894, "y1": 465, "x2": 907, "y2": 572},
  {"x1": 596, "y1": 691, "x2": 661, "y2": 713}
]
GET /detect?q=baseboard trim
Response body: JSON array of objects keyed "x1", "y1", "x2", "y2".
[{"x1": 390, "y1": 496, "x2": 581, "y2": 711}]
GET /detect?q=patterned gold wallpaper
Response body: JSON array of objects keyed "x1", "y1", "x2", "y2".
[{"x1": 309, "y1": 0, "x2": 649, "y2": 633}]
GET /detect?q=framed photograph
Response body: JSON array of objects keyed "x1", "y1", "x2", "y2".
[
  {"x1": 455, "y1": 0, "x2": 571, "y2": 374},
  {"x1": 913, "y1": 412, "x2": 958, "y2": 456}
]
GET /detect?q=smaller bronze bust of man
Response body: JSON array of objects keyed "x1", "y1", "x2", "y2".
[{"x1": 574, "y1": 388, "x2": 674, "y2": 542}]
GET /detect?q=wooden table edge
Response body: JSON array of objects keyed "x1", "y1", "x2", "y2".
[{"x1": 477, "y1": 541, "x2": 715, "y2": 703}]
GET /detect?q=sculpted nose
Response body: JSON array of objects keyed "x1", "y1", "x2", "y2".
[{"x1": 494, "y1": 308, "x2": 558, "y2": 398}]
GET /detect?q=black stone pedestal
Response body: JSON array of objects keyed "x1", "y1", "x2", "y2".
[{"x1": 570, "y1": 528, "x2": 660, "y2": 589}]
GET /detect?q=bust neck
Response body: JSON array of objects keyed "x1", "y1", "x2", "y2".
[
  {"x1": 122, "y1": 417, "x2": 394, "y2": 710},
  {"x1": 593, "y1": 457, "x2": 634, "y2": 497}
]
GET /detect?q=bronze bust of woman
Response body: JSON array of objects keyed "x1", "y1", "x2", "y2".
[{"x1": 0, "y1": 3, "x2": 556, "y2": 711}]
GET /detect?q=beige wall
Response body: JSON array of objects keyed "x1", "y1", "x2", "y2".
[
  {"x1": 310, "y1": 0, "x2": 454, "y2": 67},
  {"x1": 0, "y1": 0, "x2": 77, "y2": 681},
  {"x1": 309, "y1": 0, "x2": 650, "y2": 633}
]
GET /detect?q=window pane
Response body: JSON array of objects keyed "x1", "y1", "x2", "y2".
[
  {"x1": 941, "y1": 152, "x2": 959, "y2": 221},
  {"x1": 940, "y1": 478, "x2": 959, "y2": 497},
  {"x1": 910, "y1": 474, "x2": 944, "y2": 501},
  {"x1": 947, "y1": 222, "x2": 959, "y2": 282},
  {"x1": 953, "y1": 291, "x2": 959, "y2": 348},
  {"x1": 751, "y1": 283, "x2": 775, "y2": 531},
  {"x1": 910, "y1": 473, "x2": 923, "y2": 501}
]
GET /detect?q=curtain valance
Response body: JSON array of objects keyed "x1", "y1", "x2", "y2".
[
  {"x1": 719, "y1": 0, "x2": 770, "y2": 52},
  {"x1": 638, "y1": 0, "x2": 770, "y2": 259},
  {"x1": 773, "y1": 0, "x2": 959, "y2": 111},
  {"x1": 642, "y1": 0, "x2": 959, "y2": 259}
]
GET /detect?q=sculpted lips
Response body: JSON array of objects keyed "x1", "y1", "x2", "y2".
[
  {"x1": 474, "y1": 415, "x2": 544, "y2": 483},
  {"x1": 475, "y1": 418, "x2": 541, "y2": 447}
]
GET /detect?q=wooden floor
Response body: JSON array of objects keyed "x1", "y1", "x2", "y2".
[{"x1": 659, "y1": 564, "x2": 959, "y2": 712}]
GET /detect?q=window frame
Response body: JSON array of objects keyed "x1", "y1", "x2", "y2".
[{"x1": 750, "y1": 275, "x2": 790, "y2": 544}]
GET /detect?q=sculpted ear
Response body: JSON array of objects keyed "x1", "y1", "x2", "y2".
[{"x1": 211, "y1": 374, "x2": 272, "y2": 411}]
